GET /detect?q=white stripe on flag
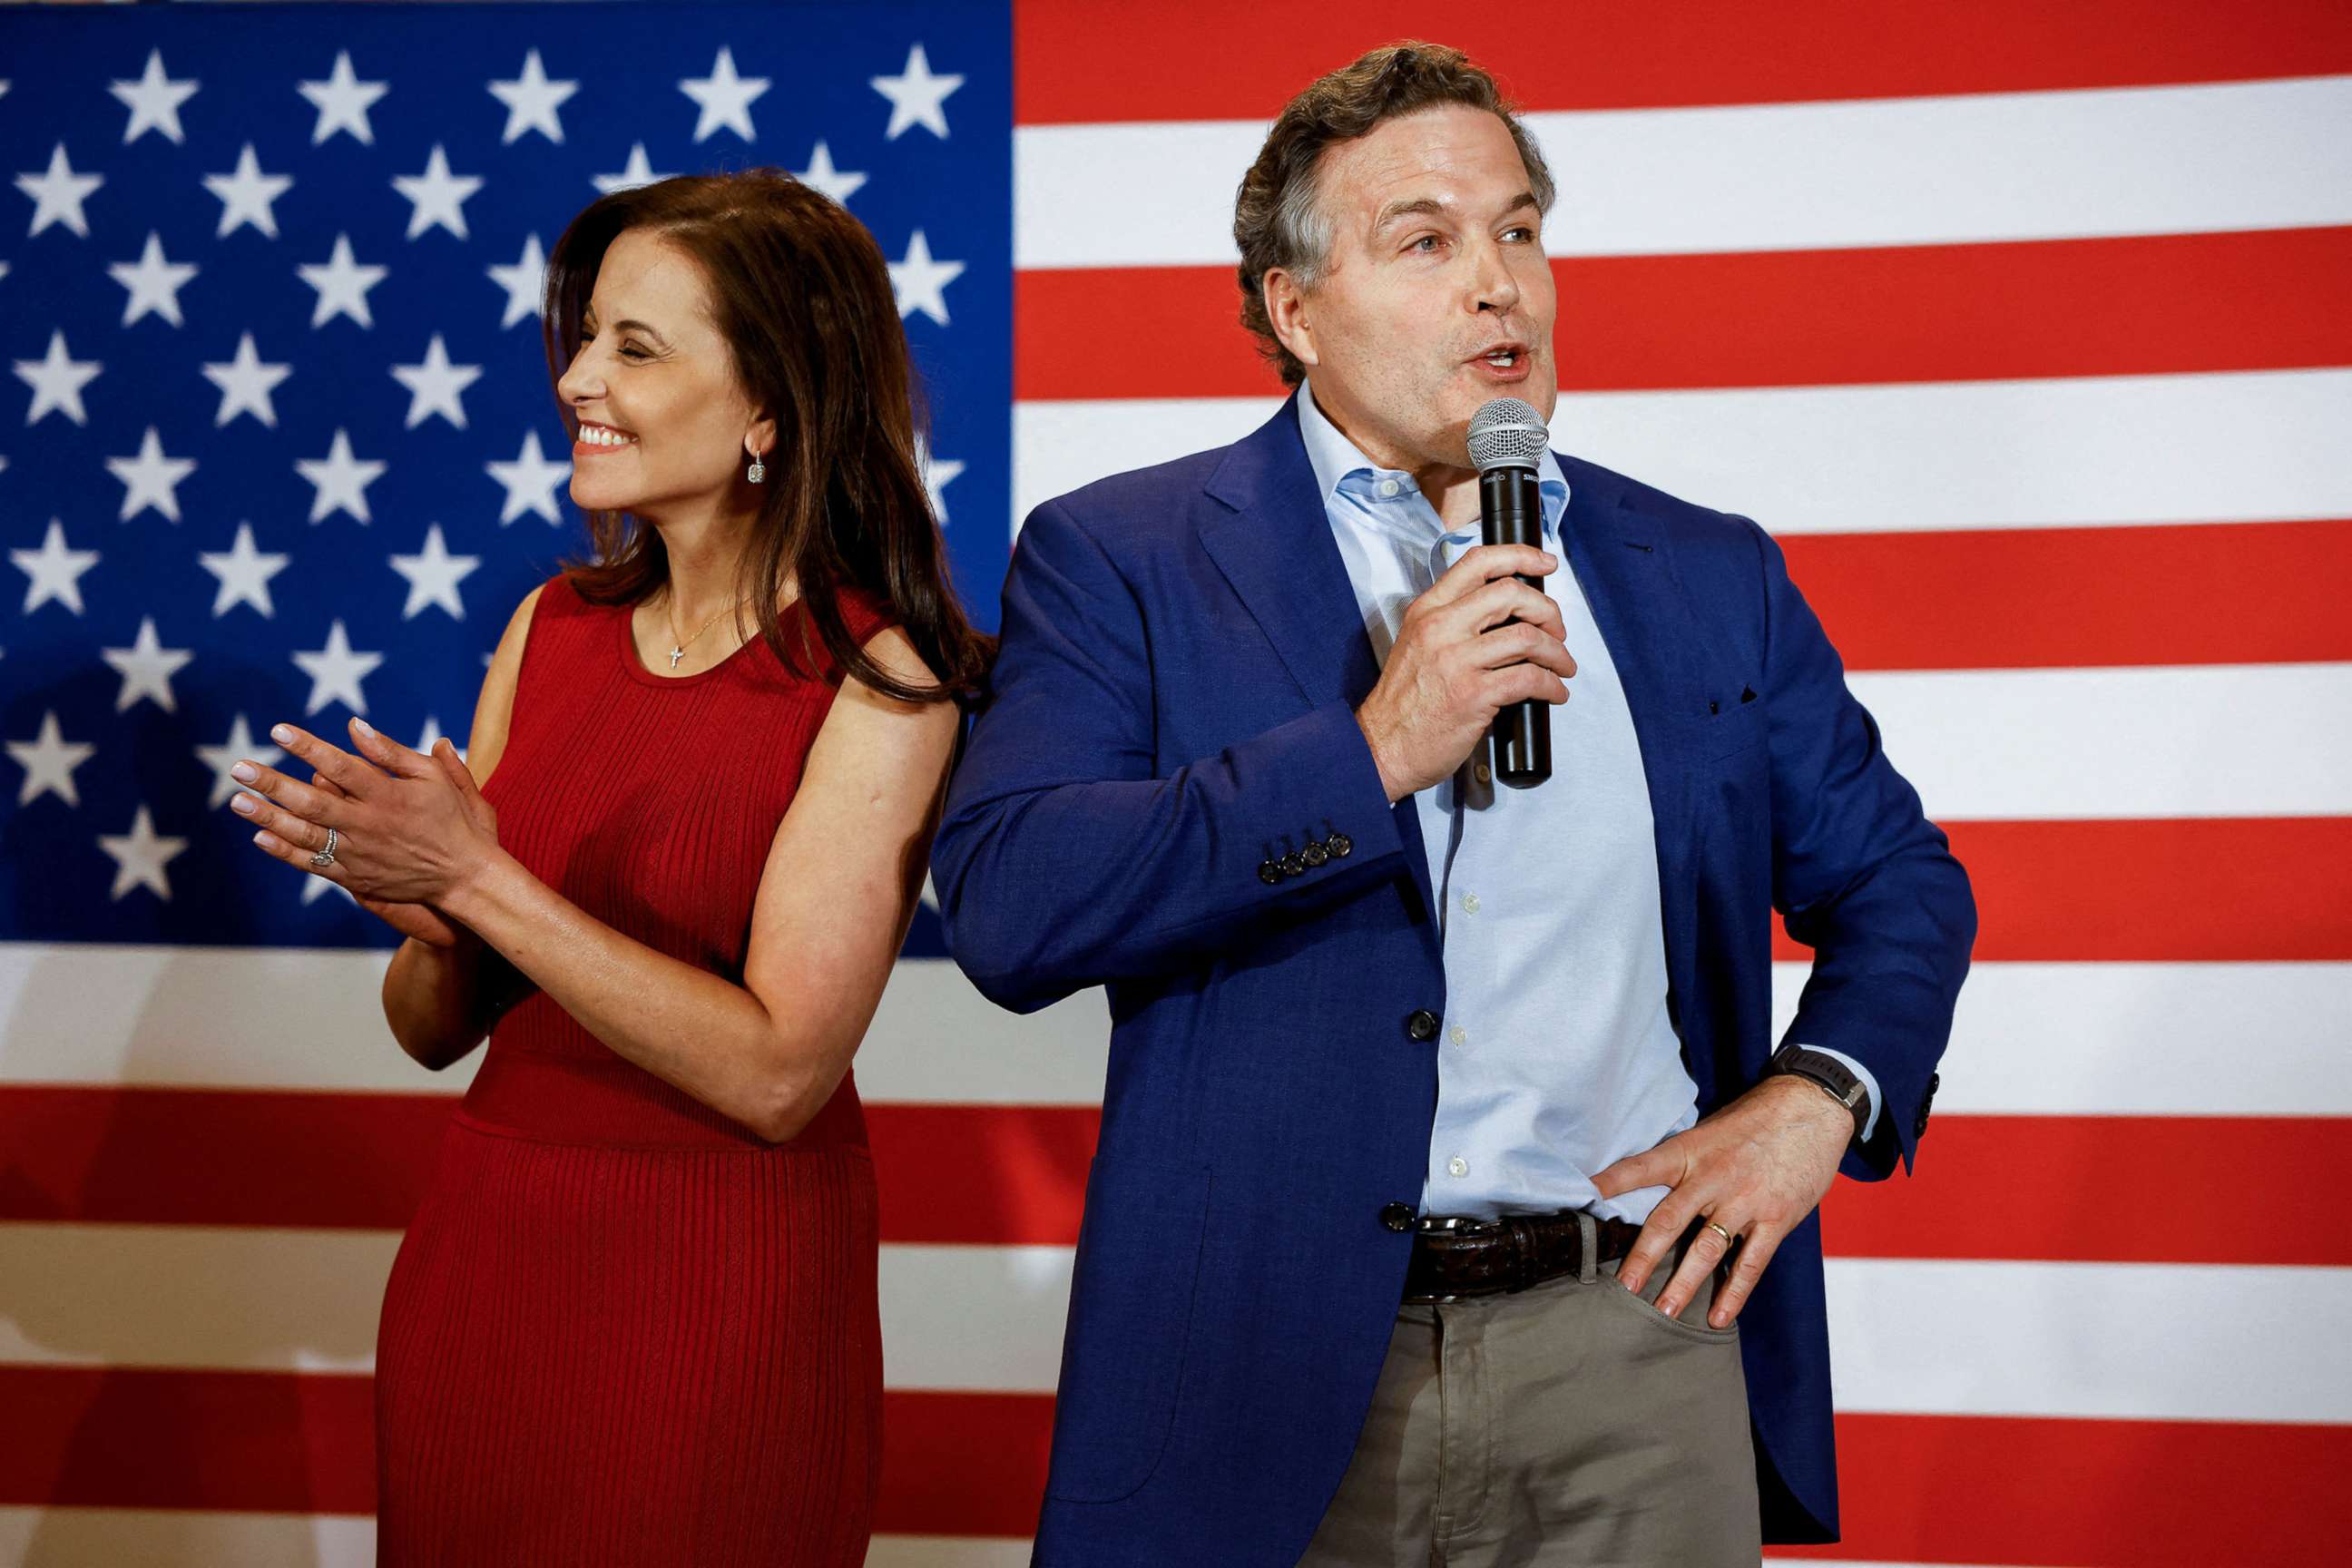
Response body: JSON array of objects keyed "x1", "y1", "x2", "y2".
[
  {"x1": 1013, "y1": 369, "x2": 2352, "y2": 536},
  {"x1": 1016, "y1": 76, "x2": 2352, "y2": 268},
  {"x1": 10, "y1": 946, "x2": 2348, "y2": 1118},
  {"x1": 15, "y1": 1224, "x2": 2346, "y2": 1425},
  {"x1": 0, "y1": 946, "x2": 1112, "y2": 1103},
  {"x1": 1825, "y1": 1258, "x2": 2352, "y2": 1423},
  {"x1": 0, "y1": 1513, "x2": 1035, "y2": 1568},
  {"x1": 0, "y1": 1509, "x2": 373, "y2": 1568},
  {"x1": 1849, "y1": 662, "x2": 2352, "y2": 820},
  {"x1": 1773, "y1": 962, "x2": 2352, "y2": 1118}
]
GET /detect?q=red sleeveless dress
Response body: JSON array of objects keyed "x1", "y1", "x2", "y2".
[{"x1": 375, "y1": 575, "x2": 896, "y2": 1566}]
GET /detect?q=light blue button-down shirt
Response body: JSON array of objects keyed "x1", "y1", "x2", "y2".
[{"x1": 1297, "y1": 387, "x2": 1877, "y2": 1223}]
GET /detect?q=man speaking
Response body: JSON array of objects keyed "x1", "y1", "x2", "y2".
[{"x1": 932, "y1": 42, "x2": 1975, "y2": 1566}]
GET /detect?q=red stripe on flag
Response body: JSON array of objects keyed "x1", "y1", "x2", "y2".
[
  {"x1": 1821, "y1": 1115, "x2": 2352, "y2": 1266},
  {"x1": 6, "y1": 1086, "x2": 2346, "y2": 1266},
  {"x1": 1014, "y1": 0, "x2": 2352, "y2": 122},
  {"x1": 0, "y1": 1085, "x2": 449, "y2": 1231},
  {"x1": 0, "y1": 1366, "x2": 376, "y2": 1514},
  {"x1": 0, "y1": 1088, "x2": 1104, "y2": 1244},
  {"x1": 1782, "y1": 520, "x2": 2352, "y2": 671},
  {"x1": 876, "y1": 1390, "x2": 1057, "y2": 1536},
  {"x1": 1779, "y1": 1412, "x2": 2345, "y2": 1564},
  {"x1": 2, "y1": 1367, "x2": 2338, "y2": 1563},
  {"x1": 868, "y1": 1102, "x2": 1097, "y2": 1244},
  {"x1": 1014, "y1": 228, "x2": 2352, "y2": 399},
  {"x1": 1779, "y1": 818, "x2": 2352, "y2": 963}
]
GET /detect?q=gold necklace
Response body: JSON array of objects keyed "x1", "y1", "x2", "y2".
[{"x1": 664, "y1": 591, "x2": 750, "y2": 671}]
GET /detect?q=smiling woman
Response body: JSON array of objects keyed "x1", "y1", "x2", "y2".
[{"x1": 227, "y1": 168, "x2": 990, "y2": 1566}]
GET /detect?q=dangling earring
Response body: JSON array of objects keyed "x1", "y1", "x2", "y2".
[{"x1": 746, "y1": 449, "x2": 766, "y2": 484}]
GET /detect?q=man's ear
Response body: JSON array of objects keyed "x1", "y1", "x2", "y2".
[{"x1": 1263, "y1": 268, "x2": 1318, "y2": 373}]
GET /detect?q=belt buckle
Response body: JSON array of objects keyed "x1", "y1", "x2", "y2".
[{"x1": 1411, "y1": 1214, "x2": 1492, "y2": 1304}]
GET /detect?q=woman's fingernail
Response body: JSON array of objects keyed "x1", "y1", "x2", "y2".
[
  {"x1": 352, "y1": 717, "x2": 375, "y2": 737},
  {"x1": 230, "y1": 793, "x2": 257, "y2": 815},
  {"x1": 230, "y1": 762, "x2": 258, "y2": 784},
  {"x1": 253, "y1": 830, "x2": 276, "y2": 849},
  {"x1": 270, "y1": 725, "x2": 295, "y2": 745}
]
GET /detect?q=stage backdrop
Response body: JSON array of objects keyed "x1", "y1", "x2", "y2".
[{"x1": 4, "y1": 1, "x2": 2348, "y2": 1563}]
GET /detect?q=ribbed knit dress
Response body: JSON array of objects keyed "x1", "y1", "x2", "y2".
[{"x1": 374, "y1": 574, "x2": 897, "y2": 1566}]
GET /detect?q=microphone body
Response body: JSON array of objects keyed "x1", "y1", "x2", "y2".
[{"x1": 1467, "y1": 397, "x2": 1555, "y2": 787}]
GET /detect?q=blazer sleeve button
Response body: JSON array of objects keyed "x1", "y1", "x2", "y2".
[
  {"x1": 1258, "y1": 860, "x2": 1282, "y2": 886},
  {"x1": 1326, "y1": 831, "x2": 1352, "y2": 858},
  {"x1": 1279, "y1": 851, "x2": 1306, "y2": 877},
  {"x1": 1405, "y1": 1009, "x2": 1440, "y2": 1043},
  {"x1": 1300, "y1": 839, "x2": 1328, "y2": 867},
  {"x1": 1379, "y1": 1202, "x2": 1416, "y2": 1232}
]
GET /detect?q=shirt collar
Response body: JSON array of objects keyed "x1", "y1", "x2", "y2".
[{"x1": 1297, "y1": 380, "x2": 1569, "y2": 540}]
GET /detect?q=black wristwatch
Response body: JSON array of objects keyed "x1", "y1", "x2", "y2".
[{"x1": 1765, "y1": 1044, "x2": 1872, "y2": 1142}]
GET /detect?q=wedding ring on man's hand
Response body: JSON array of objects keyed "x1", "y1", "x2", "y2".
[
  {"x1": 310, "y1": 827, "x2": 338, "y2": 868},
  {"x1": 1703, "y1": 1220, "x2": 1735, "y2": 1247}
]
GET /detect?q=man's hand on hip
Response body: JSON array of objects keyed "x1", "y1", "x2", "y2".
[
  {"x1": 1592, "y1": 1076, "x2": 1854, "y2": 1329},
  {"x1": 1356, "y1": 544, "x2": 1575, "y2": 802}
]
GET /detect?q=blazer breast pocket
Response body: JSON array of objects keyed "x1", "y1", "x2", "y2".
[{"x1": 1681, "y1": 695, "x2": 1766, "y2": 764}]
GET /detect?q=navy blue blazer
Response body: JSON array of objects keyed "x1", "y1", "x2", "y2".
[{"x1": 932, "y1": 396, "x2": 1975, "y2": 1563}]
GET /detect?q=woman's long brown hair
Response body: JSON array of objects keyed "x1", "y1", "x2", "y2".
[{"x1": 542, "y1": 169, "x2": 991, "y2": 703}]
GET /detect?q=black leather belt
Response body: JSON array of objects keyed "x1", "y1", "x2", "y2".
[{"x1": 1402, "y1": 1211, "x2": 1650, "y2": 1303}]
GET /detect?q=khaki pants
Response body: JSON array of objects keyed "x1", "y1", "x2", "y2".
[{"x1": 1297, "y1": 1219, "x2": 1761, "y2": 1568}]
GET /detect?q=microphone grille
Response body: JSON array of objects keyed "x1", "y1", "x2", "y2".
[{"x1": 1467, "y1": 397, "x2": 1549, "y2": 474}]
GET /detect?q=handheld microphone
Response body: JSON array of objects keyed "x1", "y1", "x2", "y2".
[{"x1": 1467, "y1": 397, "x2": 1553, "y2": 788}]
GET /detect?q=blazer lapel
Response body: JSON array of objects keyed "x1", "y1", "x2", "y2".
[{"x1": 1198, "y1": 396, "x2": 1440, "y2": 941}]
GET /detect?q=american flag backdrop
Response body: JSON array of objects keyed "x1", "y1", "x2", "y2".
[{"x1": 3, "y1": 0, "x2": 2348, "y2": 1563}]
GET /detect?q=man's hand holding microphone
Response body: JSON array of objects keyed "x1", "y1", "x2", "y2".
[{"x1": 1355, "y1": 543, "x2": 1574, "y2": 803}]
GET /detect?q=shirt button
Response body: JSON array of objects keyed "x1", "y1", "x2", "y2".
[
  {"x1": 1448, "y1": 1024, "x2": 1467, "y2": 1047},
  {"x1": 1446, "y1": 1155, "x2": 1469, "y2": 1178},
  {"x1": 1461, "y1": 892, "x2": 1479, "y2": 914},
  {"x1": 1473, "y1": 760, "x2": 1492, "y2": 785},
  {"x1": 1376, "y1": 478, "x2": 1400, "y2": 498}
]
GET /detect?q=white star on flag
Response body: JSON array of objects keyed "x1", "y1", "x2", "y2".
[
  {"x1": 489, "y1": 49, "x2": 579, "y2": 144},
  {"x1": 681, "y1": 45, "x2": 769, "y2": 142},
  {"x1": 194, "y1": 715, "x2": 283, "y2": 808},
  {"x1": 15, "y1": 143, "x2": 103, "y2": 238},
  {"x1": 99, "y1": 806, "x2": 188, "y2": 902},
  {"x1": 106, "y1": 426, "x2": 198, "y2": 523},
  {"x1": 202, "y1": 143, "x2": 293, "y2": 239},
  {"x1": 391, "y1": 334, "x2": 485, "y2": 429},
  {"x1": 393, "y1": 144, "x2": 483, "y2": 240},
  {"x1": 101, "y1": 617, "x2": 193, "y2": 712},
  {"x1": 110, "y1": 49, "x2": 200, "y2": 145},
  {"x1": 416, "y1": 713, "x2": 468, "y2": 765},
  {"x1": 292, "y1": 620, "x2": 386, "y2": 715},
  {"x1": 488, "y1": 233, "x2": 548, "y2": 328},
  {"x1": 11, "y1": 519, "x2": 100, "y2": 615},
  {"x1": 14, "y1": 330, "x2": 102, "y2": 426},
  {"x1": 389, "y1": 523, "x2": 482, "y2": 620},
  {"x1": 8, "y1": 711, "x2": 97, "y2": 808},
  {"x1": 298, "y1": 233, "x2": 387, "y2": 328},
  {"x1": 486, "y1": 429, "x2": 572, "y2": 524},
  {"x1": 888, "y1": 230, "x2": 965, "y2": 326},
  {"x1": 871, "y1": 43, "x2": 963, "y2": 141},
  {"x1": 197, "y1": 522, "x2": 290, "y2": 617},
  {"x1": 108, "y1": 231, "x2": 199, "y2": 328},
  {"x1": 794, "y1": 142, "x2": 867, "y2": 205},
  {"x1": 296, "y1": 428, "x2": 387, "y2": 524},
  {"x1": 592, "y1": 143, "x2": 674, "y2": 196},
  {"x1": 201, "y1": 332, "x2": 294, "y2": 427},
  {"x1": 298, "y1": 50, "x2": 388, "y2": 145},
  {"x1": 920, "y1": 447, "x2": 965, "y2": 525}
]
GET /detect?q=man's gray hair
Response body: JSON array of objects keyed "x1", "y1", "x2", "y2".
[{"x1": 1232, "y1": 42, "x2": 1556, "y2": 387}]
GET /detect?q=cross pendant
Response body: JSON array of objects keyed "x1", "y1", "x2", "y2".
[{"x1": 667, "y1": 647, "x2": 685, "y2": 670}]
